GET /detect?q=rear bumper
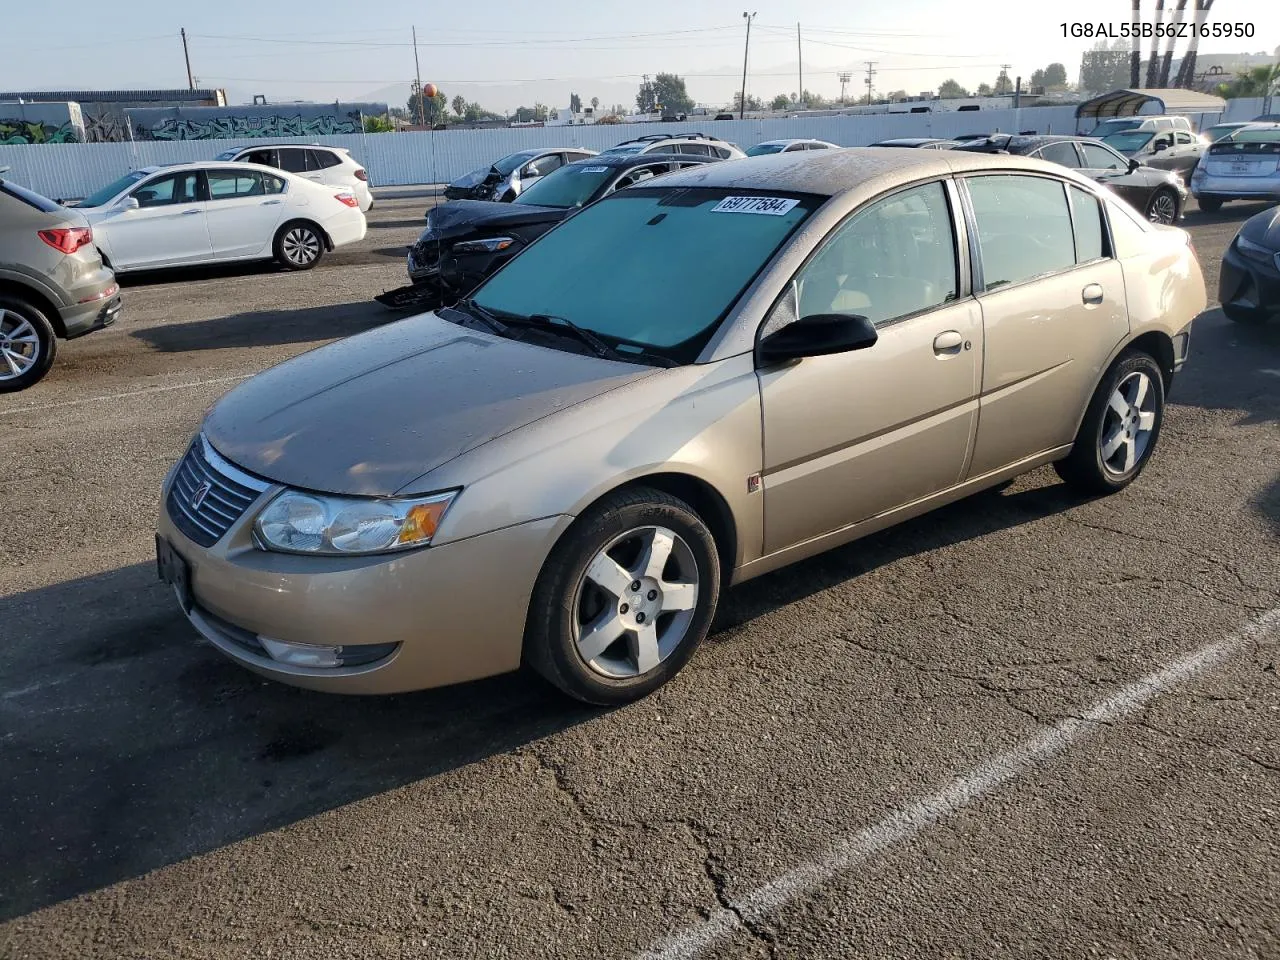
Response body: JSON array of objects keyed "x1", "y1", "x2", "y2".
[
  {"x1": 327, "y1": 213, "x2": 367, "y2": 249},
  {"x1": 1192, "y1": 173, "x2": 1280, "y2": 202},
  {"x1": 60, "y1": 290, "x2": 122, "y2": 339},
  {"x1": 1219, "y1": 241, "x2": 1280, "y2": 321}
]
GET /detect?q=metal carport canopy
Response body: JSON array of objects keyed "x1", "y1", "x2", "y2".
[{"x1": 1075, "y1": 88, "x2": 1227, "y2": 119}]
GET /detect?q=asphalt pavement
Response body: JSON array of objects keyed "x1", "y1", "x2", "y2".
[{"x1": 1, "y1": 196, "x2": 1277, "y2": 960}]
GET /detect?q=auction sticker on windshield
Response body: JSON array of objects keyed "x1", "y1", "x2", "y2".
[
  {"x1": 712, "y1": 196, "x2": 801, "y2": 215},
  {"x1": 580, "y1": 166, "x2": 610, "y2": 173}
]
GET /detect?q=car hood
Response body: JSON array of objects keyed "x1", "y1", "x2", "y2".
[
  {"x1": 448, "y1": 168, "x2": 492, "y2": 189},
  {"x1": 1239, "y1": 205, "x2": 1280, "y2": 248},
  {"x1": 424, "y1": 200, "x2": 569, "y2": 240},
  {"x1": 202, "y1": 312, "x2": 656, "y2": 496}
]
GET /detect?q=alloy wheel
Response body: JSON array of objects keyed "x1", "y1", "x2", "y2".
[
  {"x1": 0, "y1": 310, "x2": 40, "y2": 381},
  {"x1": 282, "y1": 227, "x2": 321, "y2": 266},
  {"x1": 1099, "y1": 371, "x2": 1157, "y2": 476},
  {"x1": 1148, "y1": 192, "x2": 1177, "y2": 224},
  {"x1": 572, "y1": 525, "x2": 700, "y2": 679}
]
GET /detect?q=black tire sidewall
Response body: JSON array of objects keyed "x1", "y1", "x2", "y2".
[
  {"x1": 1079, "y1": 352, "x2": 1166, "y2": 492},
  {"x1": 527, "y1": 490, "x2": 721, "y2": 705},
  {"x1": 1147, "y1": 189, "x2": 1177, "y2": 224},
  {"x1": 274, "y1": 222, "x2": 324, "y2": 271},
  {"x1": 1197, "y1": 197, "x2": 1223, "y2": 213},
  {"x1": 0, "y1": 295, "x2": 58, "y2": 393}
]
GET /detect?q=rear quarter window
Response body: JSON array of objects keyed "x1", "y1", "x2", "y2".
[
  {"x1": 0, "y1": 180, "x2": 62, "y2": 213},
  {"x1": 1105, "y1": 198, "x2": 1151, "y2": 259}
]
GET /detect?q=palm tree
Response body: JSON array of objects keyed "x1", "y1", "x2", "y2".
[
  {"x1": 1145, "y1": 0, "x2": 1166, "y2": 86},
  {"x1": 1175, "y1": 0, "x2": 1215, "y2": 88},
  {"x1": 1158, "y1": 0, "x2": 1189, "y2": 87},
  {"x1": 1129, "y1": 0, "x2": 1143, "y2": 87},
  {"x1": 1221, "y1": 63, "x2": 1280, "y2": 97}
]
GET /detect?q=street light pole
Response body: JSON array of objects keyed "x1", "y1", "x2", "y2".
[{"x1": 739, "y1": 11, "x2": 756, "y2": 120}]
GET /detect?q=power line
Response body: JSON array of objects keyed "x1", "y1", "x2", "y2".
[{"x1": 190, "y1": 26, "x2": 744, "y2": 48}]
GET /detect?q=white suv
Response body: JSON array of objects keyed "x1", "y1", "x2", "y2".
[
  {"x1": 599, "y1": 133, "x2": 746, "y2": 160},
  {"x1": 215, "y1": 144, "x2": 374, "y2": 211}
]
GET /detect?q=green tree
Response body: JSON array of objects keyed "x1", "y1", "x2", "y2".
[
  {"x1": 770, "y1": 93, "x2": 792, "y2": 111},
  {"x1": 1044, "y1": 62, "x2": 1068, "y2": 88},
  {"x1": 452, "y1": 95, "x2": 467, "y2": 118},
  {"x1": 642, "y1": 73, "x2": 694, "y2": 114},
  {"x1": 362, "y1": 115, "x2": 394, "y2": 133},
  {"x1": 937, "y1": 78, "x2": 969, "y2": 98},
  {"x1": 732, "y1": 92, "x2": 764, "y2": 113},
  {"x1": 976, "y1": 82, "x2": 993, "y2": 96},
  {"x1": 512, "y1": 106, "x2": 537, "y2": 122},
  {"x1": 407, "y1": 88, "x2": 448, "y2": 125},
  {"x1": 885, "y1": 89, "x2": 909, "y2": 101},
  {"x1": 570, "y1": 92, "x2": 582, "y2": 113},
  {"x1": 591, "y1": 96, "x2": 600, "y2": 111},
  {"x1": 1030, "y1": 69, "x2": 1046, "y2": 88},
  {"x1": 993, "y1": 70, "x2": 1013, "y2": 95},
  {"x1": 1079, "y1": 39, "x2": 1131, "y2": 94},
  {"x1": 1219, "y1": 63, "x2": 1280, "y2": 97}
]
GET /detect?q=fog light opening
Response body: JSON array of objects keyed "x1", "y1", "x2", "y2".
[{"x1": 257, "y1": 636, "x2": 399, "y2": 668}]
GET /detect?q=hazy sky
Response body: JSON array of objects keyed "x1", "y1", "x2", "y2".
[{"x1": 4, "y1": 0, "x2": 1275, "y2": 112}]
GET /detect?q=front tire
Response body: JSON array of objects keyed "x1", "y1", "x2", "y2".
[
  {"x1": 273, "y1": 222, "x2": 325, "y2": 271},
  {"x1": 524, "y1": 487, "x2": 721, "y2": 705},
  {"x1": 1054, "y1": 350, "x2": 1165, "y2": 496},
  {"x1": 0, "y1": 296, "x2": 58, "y2": 393},
  {"x1": 1146, "y1": 188, "x2": 1178, "y2": 224}
]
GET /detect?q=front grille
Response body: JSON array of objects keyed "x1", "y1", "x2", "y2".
[
  {"x1": 167, "y1": 436, "x2": 271, "y2": 547},
  {"x1": 412, "y1": 237, "x2": 442, "y2": 270}
]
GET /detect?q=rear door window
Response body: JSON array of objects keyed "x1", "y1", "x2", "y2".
[
  {"x1": 1175, "y1": 131, "x2": 1195, "y2": 146},
  {"x1": 277, "y1": 148, "x2": 310, "y2": 174},
  {"x1": 242, "y1": 148, "x2": 277, "y2": 167},
  {"x1": 1079, "y1": 143, "x2": 1128, "y2": 171},
  {"x1": 966, "y1": 175, "x2": 1076, "y2": 290},
  {"x1": 1036, "y1": 141, "x2": 1082, "y2": 168},
  {"x1": 308, "y1": 149, "x2": 342, "y2": 169},
  {"x1": 206, "y1": 170, "x2": 267, "y2": 199}
]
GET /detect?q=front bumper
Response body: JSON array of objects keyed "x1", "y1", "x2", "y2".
[
  {"x1": 61, "y1": 291, "x2": 122, "y2": 339},
  {"x1": 1192, "y1": 173, "x2": 1280, "y2": 203},
  {"x1": 1219, "y1": 240, "x2": 1280, "y2": 322},
  {"x1": 157, "y1": 480, "x2": 572, "y2": 694}
]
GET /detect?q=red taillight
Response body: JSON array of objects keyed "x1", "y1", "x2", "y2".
[
  {"x1": 354, "y1": 168, "x2": 368, "y2": 181},
  {"x1": 335, "y1": 193, "x2": 359, "y2": 207},
  {"x1": 38, "y1": 227, "x2": 93, "y2": 255}
]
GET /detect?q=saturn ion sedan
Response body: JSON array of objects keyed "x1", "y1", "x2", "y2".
[
  {"x1": 156, "y1": 149, "x2": 1205, "y2": 705},
  {"x1": 76, "y1": 162, "x2": 366, "y2": 273}
]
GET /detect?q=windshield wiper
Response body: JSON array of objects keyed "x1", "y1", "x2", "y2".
[{"x1": 453, "y1": 298, "x2": 508, "y2": 335}]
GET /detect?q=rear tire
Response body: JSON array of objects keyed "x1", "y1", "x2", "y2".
[
  {"x1": 1197, "y1": 197, "x2": 1224, "y2": 213},
  {"x1": 1054, "y1": 350, "x2": 1165, "y2": 496},
  {"x1": 524, "y1": 486, "x2": 721, "y2": 706},
  {"x1": 0, "y1": 295, "x2": 58, "y2": 393},
  {"x1": 273, "y1": 221, "x2": 325, "y2": 271}
]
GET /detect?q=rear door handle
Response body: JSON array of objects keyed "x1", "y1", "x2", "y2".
[
  {"x1": 181, "y1": 207, "x2": 201, "y2": 215},
  {"x1": 1082, "y1": 283, "x2": 1104, "y2": 305},
  {"x1": 933, "y1": 330, "x2": 964, "y2": 356},
  {"x1": 261, "y1": 199, "x2": 282, "y2": 205}
]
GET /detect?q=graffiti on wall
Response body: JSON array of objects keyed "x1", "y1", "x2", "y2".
[
  {"x1": 84, "y1": 111, "x2": 131, "y2": 144},
  {"x1": 0, "y1": 119, "x2": 80, "y2": 144},
  {"x1": 146, "y1": 113, "x2": 362, "y2": 141}
]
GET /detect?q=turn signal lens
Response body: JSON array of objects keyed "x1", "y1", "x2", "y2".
[{"x1": 398, "y1": 501, "x2": 448, "y2": 544}]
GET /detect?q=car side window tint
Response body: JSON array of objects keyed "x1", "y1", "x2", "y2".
[
  {"x1": 262, "y1": 174, "x2": 287, "y2": 195},
  {"x1": 678, "y1": 143, "x2": 712, "y2": 157},
  {"x1": 967, "y1": 175, "x2": 1076, "y2": 289},
  {"x1": 243, "y1": 149, "x2": 276, "y2": 167},
  {"x1": 1037, "y1": 141, "x2": 1082, "y2": 168},
  {"x1": 795, "y1": 181, "x2": 959, "y2": 327},
  {"x1": 277, "y1": 149, "x2": 309, "y2": 174},
  {"x1": 310, "y1": 149, "x2": 341, "y2": 169},
  {"x1": 1175, "y1": 131, "x2": 1194, "y2": 145},
  {"x1": 1079, "y1": 143, "x2": 1126, "y2": 171},
  {"x1": 207, "y1": 170, "x2": 266, "y2": 199},
  {"x1": 132, "y1": 172, "x2": 200, "y2": 207},
  {"x1": 527, "y1": 154, "x2": 563, "y2": 177},
  {"x1": 714, "y1": 146, "x2": 732, "y2": 159},
  {"x1": 1068, "y1": 186, "x2": 1106, "y2": 263}
]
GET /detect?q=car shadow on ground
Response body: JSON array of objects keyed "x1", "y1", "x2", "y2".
[
  {"x1": 0, "y1": 478, "x2": 1084, "y2": 921},
  {"x1": 117, "y1": 260, "x2": 285, "y2": 287},
  {"x1": 373, "y1": 244, "x2": 413, "y2": 258},
  {"x1": 369, "y1": 218, "x2": 429, "y2": 230},
  {"x1": 130, "y1": 301, "x2": 395, "y2": 352},
  {"x1": 1182, "y1": 199, "x2": 1276, "y2": 228}
]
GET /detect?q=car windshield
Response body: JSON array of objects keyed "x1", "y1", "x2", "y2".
[
  {"x1": 600, "y1": 145, "x2": 645, "y2": 156},
  {"x1": 471, "y1": 188, "x2": 820, "y2": 361},
  {"x1": 79, "y1": 171, "x2": 148, "y2": 207},
  {"x1": 746, "y1": 143, "x2": 787, "y2": 156},
  {"x1": 214, "y1": 149, "x2": 239, "y2": 161},
  {"x1": 493, "y1": 152, "x2": 537, "y2": 175},
  {"x1": 513, "y1": 163, "x2": 616, "y2": 208},
  {"x1": 1102, "y1": 132, "x2": 1154, "y2": 154}
]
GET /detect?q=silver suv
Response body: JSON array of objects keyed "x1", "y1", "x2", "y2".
[
  {"x1": 599, "y1": 132, "x2": 746, "y2": 160},
  {"x1": 0, "y1": 171, "x2": 122, "y2": 392}
]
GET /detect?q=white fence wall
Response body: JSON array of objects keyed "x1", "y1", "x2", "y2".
[{"x1": 1, "y1": 98, "x2": 1271, "y2": 201}]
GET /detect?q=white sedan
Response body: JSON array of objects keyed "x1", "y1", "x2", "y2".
[
  {"x1": 75, "y1": 162, "x2": 367, "y2": 273},
  {"x1": 745, "y1": 139, "x2": 842, "y2": 156}
]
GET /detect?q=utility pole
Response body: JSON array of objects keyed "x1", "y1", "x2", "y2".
[
  {"x1": 180, "y1": 28, "x2": 194, "y2": 91},
  {"x1": 797, "y1": 23, "x2": 803, "y2": 109},
  {"x1": 739, "y1": 11, "x2": 756, "y2": 119},
  {"x1": 838, "y1": 71, "x2": 852, "y2": 105},
  {"x1": 864, "y1": 61, "x2": 877, "y2": 106},
  {"x1": 999, "y1": 63, "x2": 1012, "y2": 95},
  {"x1": 412, "y1": 26, "x2": 425, "y2": 126}
]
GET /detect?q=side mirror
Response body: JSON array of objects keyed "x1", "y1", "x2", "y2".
[
  {"x1": 1127, "y1": 158, "x2": 1142, "y2": 174},
  {"x1": 758, "y1": 313, "x2": 878, "y2": 365},
  {"x1": 120, "y1": 196, "x2": 140, "y2": 210}
]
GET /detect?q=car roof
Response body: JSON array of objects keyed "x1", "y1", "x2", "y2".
[
  {"x1": 563, "y1": 152, "x2": 704, "y2": 169},
  {"x1": 644, "y1": 147, "x2": 1067, "y2": 199},
  {"x1": 612, "y1": 132, "x2": 727, "y2": 146},
  {"x1": 227, "y1": 143, "x2": 348, "y2": 152},
  {"x1": 953, "y1": 134, "x2": 1091, "y2": 154}
]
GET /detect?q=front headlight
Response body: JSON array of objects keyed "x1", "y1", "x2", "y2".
[
  {"x1": 452, "y1": 236, "x2": 515, "y2": 254},
  {"x1": 255, "y1": 490, "x2": 457, "y2": 555}
]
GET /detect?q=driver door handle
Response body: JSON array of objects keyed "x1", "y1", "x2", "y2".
[
  {"x1": 261, "y1": 199, "x2": 282, "y2": 205},
  {"x1": 1082, "y1": 283, "x2": 1105, "y2": 305},
  {"x1": 933, "y1": 330, "x2": 964, "y2": 356},
  {"x1": 181, "y1": 208, "x2": 201, "y2": 215}
]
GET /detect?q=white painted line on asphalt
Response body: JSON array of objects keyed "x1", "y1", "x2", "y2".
[
  {"x1": 1260, "y1": 369, "x2": 1280, "y2": 378},
  {"x1": 0, "y1": 375, "x2": 252, "y2": 418},
  {"x1": 638, "y1": 608, "x2": 1280, "y2": 960}
]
